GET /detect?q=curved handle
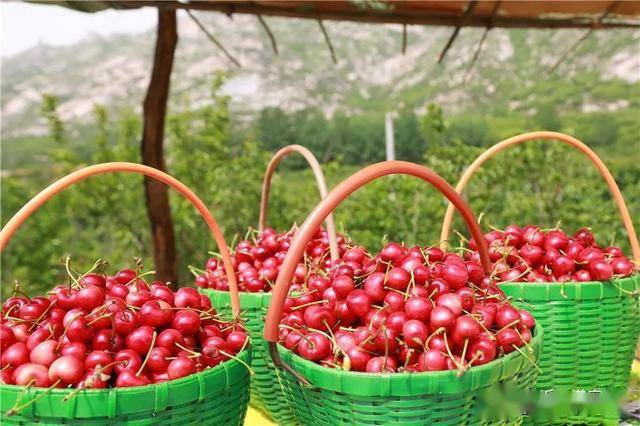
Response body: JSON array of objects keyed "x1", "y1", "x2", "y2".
[
  {"x1": 264, "y1": 161, "x2": 491, "y2": 342},
  {"x1": 259, "y1": 144, "x2": 339, "y2": 261},
  {"x1": 0, "y1": 162, "x2": 241, "y2": 316},
  {"x1": 439, "y1": 131, "x2": 639, "y2": 261}
]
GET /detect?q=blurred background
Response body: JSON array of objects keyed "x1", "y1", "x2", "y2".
[{"x1": 1, "y1": 2, "x2": 639, "y2": 297}]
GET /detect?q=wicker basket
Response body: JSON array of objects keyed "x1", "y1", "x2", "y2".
[
  {"x1": 439, "y1": 131, "x2": 640, "y2": 424},
  {"x1": 0, "y1": 349, "x2": 251, "y2": 425},
  {"x1": 0, "y1": 162, "x2": 251, "y2": 425},
  {"x1": 202, "y1": 145, "x2": 338, "y2": 424},
  {"x1": 276, "y1": 330, "x2": 541, "y2": 425},
  {"x1": 263, "y1": 161, "x2": 540, "y2": 425},
  {"x1": 200, "y1": 289, "x2": 288, "y2": 421}
]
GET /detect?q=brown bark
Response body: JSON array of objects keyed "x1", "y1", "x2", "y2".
[
  {"x1": 118, "y1": 1, "x2": 639, "y2": 29},
  {"x1": 142, "y1": 10, "x2": 178, "y2": 285}
]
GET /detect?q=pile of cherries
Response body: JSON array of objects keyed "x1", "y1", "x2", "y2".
[
  {"x1": 0, "y1": 265, "x2": 248, "y2": 393},
  {"x1": 278, "y1": 243, "x2": 536, "y2": 374},
  {"x1": 465, "y1": 225, "x2": 637, "y2": 283},
  {"x1": 195, "y1": 226, "x2": 346, "y2": 293}
]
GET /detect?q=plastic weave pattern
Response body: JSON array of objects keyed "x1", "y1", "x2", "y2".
[
  {"x1": 201, "y1": 288, "x2": 296, "y2": 425},
  {"x1": 275, "y1": 329, "x2": 542, "y2": 426},
  {"x1": 0, "y1": 349, "x2": 251, "y2": 425}
]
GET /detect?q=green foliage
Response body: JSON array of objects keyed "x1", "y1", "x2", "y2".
[{"x1": 2, "y1": 76, "x2": 638, "y2": 297}]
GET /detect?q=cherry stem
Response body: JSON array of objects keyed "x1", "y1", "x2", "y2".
[
  {"x1": 462, "y1": 310, "x2": 496, "y2": 340},
  {"x1": 3, "y1": 305, "x2": 20, "y2": 319},
  {"x1": 220, "y1": 350, "x2": 255, "y2": 375},
  {"x1": 56, "y1": 313, "x2": 83, "y2": 351},
  {"x1": 457, "y1": 351, "x2": 482, "y2": 377},
  {"x1": 511, "y1": 345, "x2": 542, "y2": 373},
  {"x1": 459, "y1": 339, "x2": 469, "y2": 374},
  {"x1": 11, "y1": 283, "x2": 31, "y2": 301},
  {"x1": 86, "y1": 313, "x2": 112, "y2": 326},
  {"x1": 188, "y1": 265, "x2": 207, "y2": 277},
  {"x1": 496, "y1": 319, "x2": 520, "y2": 334},
  {"x1": 174, "y1": 342, "x2": 200, "y2": 357},
  {"x1": 443, "y1": 333, "x2": 461, "y2": 369},
  {"x1": 137, "y1": 331, "x2": 157, "y2": 376},
  {"x1": 7, "y1": 379, "x2": 61, "y2": 416},
  {"x1": 290, "y1": 300, "x2": 326, "y2": 311},
  {"x1": 512, "y1": 328, "x2": 533, "y2": 353},
  {"x1": 124, "y1": 270, "x2": 156, "y2": 287},
  {"x1": 425, "y1": 327, "x2": 445, "y2": 348}
]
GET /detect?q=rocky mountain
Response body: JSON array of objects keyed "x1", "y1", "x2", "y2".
[{"x1": 2, "y1": 12, "x2": 639, "y2": 138}]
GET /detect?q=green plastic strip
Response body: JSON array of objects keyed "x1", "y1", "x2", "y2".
[
  {"x1": 0, "y1": 349, "x2": 252, "y2": 425},
  {"x1": 275, "y1": 329, "x2": 542, "y2": 425},
  {"x1": 501, "y1": 274, "x2": 640, "y2": 425},
  {"x1": 200, "y1": 288, "x2": 296, "y2": 425}
]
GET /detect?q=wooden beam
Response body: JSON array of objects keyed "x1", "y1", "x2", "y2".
[
  {"x1": 142, "y1": 9, "x2": 178, "y2": 286},
  {"x1": 117, "y1": 1, "x2": 640, "y2": 29},
  {"x1": 401, "y1": 23, "x2": 407, "y2": 55},
  {"x1": 438, "y1": 0, "x2": 478, "y2": 63},
  {"x1": 317, "y1": 19, "x2": 337, "y2": 64},
  {"x1": 463, "y1": 0, "x2": 501, "y2": 82},
  {"x1": 548, "y1": 1, "x2": 622, "y2": 73},
  {"x1": 257, "y1": 14, "x2": 278, "y2": 55},
  {"x1": 186, "y1": 10, "x2": 241, "y2": 67}
]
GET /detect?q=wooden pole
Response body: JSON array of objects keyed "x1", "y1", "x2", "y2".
[{"x1": 142, "y1": 9, "x2": 179, "y2": 285}]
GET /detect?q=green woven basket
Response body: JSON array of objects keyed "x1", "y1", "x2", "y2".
[
  {"x1": 501, "y1": 275, "x2": 640, "y2": 425},
  {"x1": 200, "y1": 288, "x2": 296, "y2": 425},
  {"x1": 274, "y1": 328, "x2": 542, "y2": 426},
  {"x1": 0, "y1": 349, "x2": 251, "y2": 425}
]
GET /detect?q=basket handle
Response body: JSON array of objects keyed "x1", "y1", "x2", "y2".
[
  {"x1": 263, "y1": 161, "x2": 490, "y2": 384},
  {"x1": 259, "y1": 145, "x2": 339, "y2": 262},
  {"x1": 439, "y1": 131, "x2": 639, "y2": 262},
  {"x1": 0, "y1": 162, "x2": 241, "y2": 317},
  {"x1": 264, "y1": 161, "x2": 491, "y2": 343}
]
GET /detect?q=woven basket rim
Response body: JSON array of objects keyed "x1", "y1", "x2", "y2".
[
  {"x1": 0, "y1": 348, "x2": 252, "y2": 418},
  {"x1": 276, "y1": 326, "x2": 542, "y2": 396},
  {"x1": 200, "y1": 287, "x2": 271, "y2": 309},
  {"x1": 499, "y1": 274, "x2": 639, "y2": 302}
]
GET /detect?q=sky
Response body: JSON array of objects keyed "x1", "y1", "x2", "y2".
[{"x1": 1, "y1": 2, "x2": 157, "y2": 57}]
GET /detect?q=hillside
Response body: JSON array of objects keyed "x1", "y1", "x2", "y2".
[{"x1": 2, "y1": 13, "x2": 639, "y2": 140}]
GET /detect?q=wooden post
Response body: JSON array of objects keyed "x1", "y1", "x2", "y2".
[{"x1": 142, "y1": 9, "x2": 178, "y2": 285}]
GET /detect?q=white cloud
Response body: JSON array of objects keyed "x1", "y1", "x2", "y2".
[{"x1": 1, "y1": 2, "x2": 156, "y2": 57}]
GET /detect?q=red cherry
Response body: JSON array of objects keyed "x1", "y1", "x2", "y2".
[
  {"x1": 115, "y1": 369, "x2": 150, "y2": 387},
  {"x1": 226, "y1": 331, "x2": 248, "y2": 353},
  {"x1": 75, "y1": 285, "x2": 105, "y2": 311},
  {"x1": 436, "y1": 293, "x2": 462, "y2": 316},
  {"x1": 345, "y1": 346, "x2": 371, "y2": 371},
  {"x1": 15, "y1": 363, "x2": 52, "y2": 387},
  {"x1": 402, "y1": 320, "x2": 429, "y2": 349},
  {"x1": 49, "y1": 355, "x2": 84, "y2": 386},
  {"x1": 114, "y1": 349, "x2": 142, "y2": 374},
  {"x1": 298, "y1": 332, "x2": 331, "y2": 361},
  {"x1": 417, "y1": 349, "x2": 447, "y2": 371},
  {"x1": 386, "y1": 268, "x2": 410, "y2": 291},
  {"x1": 115, "y1": 269, "x2": 137, "y2": 285},
  {"x1": 85, "y1": 350, "x2": 114, "y2": 374},
  {"x1": 167, "y1": 356, "x2": 197, "y2": 379},
  {"x1": 2, "y1": 342, "x2": 30, "y2": 368},
  {"x1": 346, "y1": 290, "x2": 372, "y2": 317},
  {"x1": 114, "y1": 310, "x2": 138, "y2": 335},
  {"x1": 363, "y1": 272, "x2": 386, "y2": 302},
  {"x1": 172, "y1": 310, "x2": 201, "y2": 336},
  {"x1": 588, "y1": 260, "x2": 614, "y2": 281},
  {"x1": 430, "y1": 306, "x2": 456, "y2": 331},
  {"x1": 125, "y1": 326, "x2": 155, "y2": 356},
  {"x1": 365, "y1": 356, "x2": 397, "y2": 373},
  {"x1": 30, "y1": 340, "x2": 58, "y2": 367},
  {"x1": 174, "y1": 288, "x2": 202, "y2": 310},
  {"x1": 404, "y1": 297, "x2": 432, "y2": 322}
]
